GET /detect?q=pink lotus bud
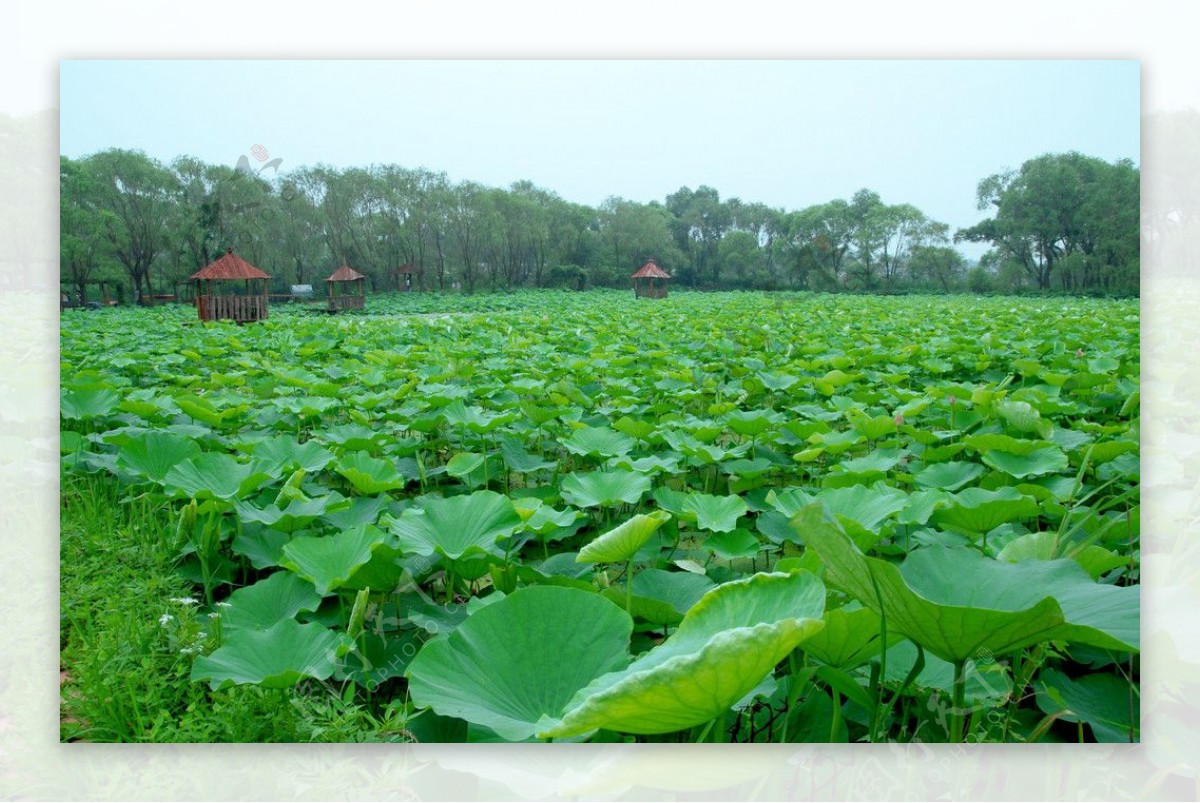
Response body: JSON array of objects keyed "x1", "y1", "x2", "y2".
[
  {"x1": 948, "y1": 395, "x2": 957, "y2": 407},
  {"x1": 1076, "y1": 349, "x2": 1085, "y2": 358},
  {"x1": 894, "y1": 413, "x2": 905, "y2": 427}
]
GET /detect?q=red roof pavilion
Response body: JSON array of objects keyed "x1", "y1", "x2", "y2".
[
  {"x1": 190, "y1": 247, "x2": 271, "y2": 323},
  {"x1": 325, "y1": 263, "x2": 367, "y2": 312},
  {"x1": 632, "y1": 259, "x2": 671, "y2": 299}
]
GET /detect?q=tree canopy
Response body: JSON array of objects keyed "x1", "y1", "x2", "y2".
[
  {"x1": 59, "y1": 148, "x2": 1139, "y2": 300},
  {"x1": 957, "y1": 152, "x2": 1139, "y2": 293}
]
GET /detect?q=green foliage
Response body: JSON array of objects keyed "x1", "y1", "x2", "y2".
[{"x1": 61, "y1": 289, "x2": 1139, "y2": 743}]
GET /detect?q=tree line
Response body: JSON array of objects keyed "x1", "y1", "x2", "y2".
[{"x1": 59, "y1": 149, "x2": 1139, "y2": 303}]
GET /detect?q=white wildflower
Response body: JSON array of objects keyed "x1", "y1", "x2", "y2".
[
  {"x1": 159, "y1": 613, "x2": 174, "y2": 626},
  {"x1": 170, "y1": 597, "x2": 198, "y2": 606}
]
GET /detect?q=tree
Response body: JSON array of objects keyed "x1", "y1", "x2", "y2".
[
  {"x1": 717, "y1": 230, "x2": 766, "y2": 288},
  {"x1": 60, "y1": 156, "x2": 111, "y2": 303},
  {"x1": 908, "y1": 245, "x2": 966, "y2": 292},
  {"x1": 665, "y1": 185, "x2": 731, "y2": 286},
  {"x1": 85, "y1": 149, "x2": 178, "y2": 300},
  {"x1": 957, "y1": 152, "x2": 1139, "y2": 293},
  {"x1": 596, "y1": 198, "x2": 683, "y2": 286}
]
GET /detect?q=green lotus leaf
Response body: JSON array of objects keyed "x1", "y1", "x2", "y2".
[
  {"x1": 1036, "y1": 668, "x2": 1138, "y2": 743},
  {"x1": 321, "y1": 494, "x2": 392, "y2": 530},
  {"x1": 837, "y1": 449, "x2": 903, "y2": 474},
  {"x1": 499, "y1": 439, "x2": 557, "y2": 473},
  {"x1": 577, "y1": 510, "x2": 672, "y2": 564},
  {"x1": 898, "y1": 489, "x2": 952, "y2": 525},
  {"x1": 231, "y1": 528, "x2": 290, "y2": 569},
  {"x1": 914, "y1": 461, "x2": 986, "y2": 491},
  {"x1": 995, "y1": 400, "x2": 1053, "y2": 438},
  {"x1": 930, "y1": 486, "x2": 1040, "y2": 533},
  {"x1": 726, "y1": 409, "x2": 781, "y2": 438},
  {"x1": 560, "y1": 426, "x2": 636, "y2": 459},
  {"x1": 628, "y1": 567, "x2": 716, "y2": 616},
  {"x1": 759, "y1": 371, "x2": 799, "y2": 391},
  {"x1": 757, "y1": 510, "x2": 801, "y2": 545},
  {"x1": 335, "y1": 631, "x2": 424, "y2": 688},
  {"x1": 405, "y1": 586, "x2": 633, "y2": 742},
  {"x1": 233, "y1": 494, "x2": 350, "y2": 534},
  {"x1": 175, "y1": 393, "x2": 238, "y2": 427},
  {"x1": 681, "y1": 492, "x2": 749, "y2": 533},
  {"x1": 162, "y1": 453, "x2": 276, "y2": 500},
  {"x1": 560, "y1": 470, "x2": 652, "y2": 508},
  {"x1": 445, "y1": 451, "x2": 486, "y2": 478},
  {"x1": 389, "y1": 490, "x2": 522, "y2": 560},
  {"x1": 769, "y1": 483, "x2": 907, "y2": 549},
  {"x1": 116, "y1": 432, "x2": 202, "y2": 484},
  {"x1": 964, "y1": 433, "x2": 1054, "y2": 456},
  {"x1": 190, "y1": 619, "x2": 351, "y2": 690},
  {"x1": 252, "y1": 435, "x2": 336, "y2": 473},
  {"x1": 981, "y1": 445, "x2": 1069, "y2": 479},
  {"x1": 702, "y1": 528, "x2": 762, "y2": 560},
  {"x1": 280, "y1": 524, "x2": 396, "y2": 595},
  {"x1": 441, "y1": 400, "x2": 517, "y2": 433},
  {"x1": 219, "y1": 571, "x2": 324, "y2": 632},
  {"x1": 797, "y1": 504, "x2": 1138, "y2": 663},
  {"x1": 61, "y1": 385, "x2": 120, "y2": 420},
  {"x1": 721, "y1": 457, "x2": 775, "y2": 477},
  {"x1": 802, "y1": 604, "x2": 902, "y2": 669},
  {"x1": 540, "y1": 570, "x2": 826, "y2": 737},
  {"x1": 335, "y1": 451, "x2": 412, "y2": 494},
  {"x1": 520, "y1": 503, "x2": 584, "y2": 537},
  {"x1": 318, "y1": 423, "x2": 385, "y2": 451},
  {"x1": 848, "y1": 411, "x2": 897, "y2": 441},
  {"x1": 996, "y1": 531, "x2": 1128, "y2": 580}
]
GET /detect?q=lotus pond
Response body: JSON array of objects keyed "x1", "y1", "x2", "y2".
[{"x1": 60, "y1": 290, "x2": 1140, "y2": 743}]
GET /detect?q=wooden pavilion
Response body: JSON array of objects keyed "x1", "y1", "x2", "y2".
[
  {"x1": 389, "y1": 263, "x2": 419, "y2": 292},
  {"x1": 190, "y1": 248, "x2": 271, "y2": 323},
  {"x1": 632, "y1": 259, "x2": 672, "y2": 299},
  {"x1": 326, "y1": 263, "x2": 367, "y2": 311}
]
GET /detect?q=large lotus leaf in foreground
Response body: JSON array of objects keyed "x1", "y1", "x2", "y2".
[
  {"x1": 280, "y1": 524, "x2": 401, "y2": 595},
  {"x1": 577, "y1": 510, "x2": 672, "y2": 564},
  {"x1": 406, "y1": 572, "x2": 826, "y2": 741},
  {"x1": 560, "y1": 470, "x2": 653, "y2": 508},
  {"x1": 389, "y1": 490, "x2": 522, "y2": 560},
  {"x1": 219, "y1": 571, "x2": 324, "y2": 632},
  {"x1": 794, "y1": 505, "x2": 1138, "y2": 664},
  {"x1": 162, "y1": 452, "x2": 276, "y2": 500},
  {"x1": 538, "y1": 571, "x2": 826, "y2": 738},
  {"x1": 405, "y1": 586, "x2": 633, "y2": 742},
  {"x1": 802, "y1": 603, "x2": 902, "y2": 669},
  {"x1": 190, "y1": 619, "x2": 352, "y2": 690},
  {"x1": 116, "y1": 431, "x2": 201, "y2": 484}
]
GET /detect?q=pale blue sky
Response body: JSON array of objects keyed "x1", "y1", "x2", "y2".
[{"x1": 60, "y1": 60, "x2": 1139, "y2": 252}]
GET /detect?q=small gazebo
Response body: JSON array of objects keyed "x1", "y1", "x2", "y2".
[
  {"x1": 632, "y1": 259, "x2": 672, "y2": 299},
  {"x1": 390, "y1": 263, "x2": 419, "y2": 292},
  {"x1": 190, "y1": 248, "x2": 271, "y2": 323},
  {"x1": 326, "y1": 263, "x2": 367, "y2": 312}
]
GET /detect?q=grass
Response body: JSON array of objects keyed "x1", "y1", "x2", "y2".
[{"x1": 59, "y1": 473, "x2": 408, "y2": 742}]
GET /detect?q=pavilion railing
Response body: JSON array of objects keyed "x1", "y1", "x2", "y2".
[
  {"x1": 196, "y1": 294, "x2": 269, "y2": 322},
  {"x1": 329, "y1": 295, "x2": 365, "y2": 311}
]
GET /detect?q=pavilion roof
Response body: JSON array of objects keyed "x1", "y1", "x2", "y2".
[
  {"x1": 326, "y1": 264, "x2": 366, "y2": 282},
  {"x1": 632, "y1": 259, "x2": 671, "y2": 279},
  {"x1": 190, "y1": 248, "x2": 271, "y2": 281}
]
